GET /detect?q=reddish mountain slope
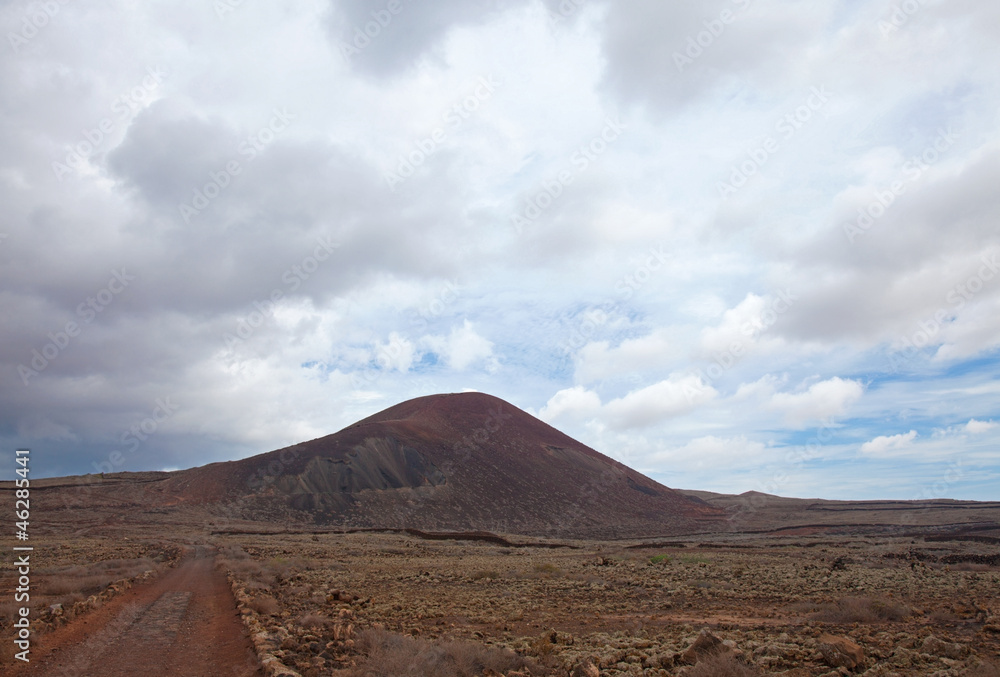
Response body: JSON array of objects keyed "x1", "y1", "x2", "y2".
[{"x1": 161, "y1": 392, "x2": 723, "y2": 538}]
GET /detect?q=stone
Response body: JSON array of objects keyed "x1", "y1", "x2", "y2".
[
  {"x1": 920, "y1": 635, "x2": 966, "y2": 659},
  {"x1": 571, "y1": 660, "x2": 600, "y2": 677},
  {"x1": 817, "y1": 634, "x2": 864, "y2": 669},
  {"x1": 681, "y1": 627, "x2": 727, "y2": 664}
]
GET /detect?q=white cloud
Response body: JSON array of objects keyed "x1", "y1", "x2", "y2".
[
  {"x1": 861, "y1": 430, "x2": 917, "y2": 456},
  {"x1": 605, "y1": 375, "x2": 717, "y2": 430},
  {"x1": 652, "y1": 435, "x2": 770, "y2": 472},
  {"x1": 574, "y1": 328, "x2": 677, "y2": 383},
  {"x1": 965, "y1": 419, "x2": 997, "y2": 435},
  {"x1": 538, "y1": 386, "x2": 602, "y2": 423},
  {"x1": 373, "y1": 332, "x2": 416, "y2": 372},
  {"x1": 768, "y1": 377, "x2": 864, "y2": 425},
  {"x1": 423, "y1": 320, "x2": 495, "y2": 371},
  {"x1": 732, "y1": 374, "x2": 783, "y2": 402},
  {"x1": 538, "y1": 373, "x2": 717, "y2": 431}
]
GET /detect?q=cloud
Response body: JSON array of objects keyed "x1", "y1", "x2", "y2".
[
  {"x1": 326, "y1": 0, "x2": 530, "y2": 78},
  {"x1": 604, "y1": 375, "x2": 718, "y2": 430},
  {"x1": 537, "y1": 373, "x2": 717, "y2": 431},
  {"x1": 538, "y1": 385, "x2": 602, "y2": 423},
  {"x1": 652, "y1": 434, "x2": 770, "y2": 472},
  {"x1": 373, "y1": 332, "x2": 415, "y2": 372},
  {"x1": 598, "y1": 0, "x2": 830, "y2": 114},
  {"x1": 574, "y1": 328, "x2": 677, "y2": 384},
  {"x1": 2, "y1": 0, "x2": 1000, "y2": 501},
  {"x1": 768, "y1": 377, "x2": 864, "y2": 425},
  {"x1": 423, "y1": 320, "x2": 495, "y2": 371},
  {"x1": 964, "y1": 419, "x2": 997, "y2": 435},
  {"x1": 860, "y1": 430, "x2": 917, "y2": 456}
]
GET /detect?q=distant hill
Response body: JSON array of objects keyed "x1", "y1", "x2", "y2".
[{"x1": 152, "y1": 392, "x2": 723, "y2": 538}]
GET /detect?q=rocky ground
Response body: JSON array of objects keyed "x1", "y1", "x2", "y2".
[
  {"x1": 3, "y1": 528, "x2": 997, "y2": 675},
  {"x1": 212, "y1": 530, "x2": 1000, "y2": 676}
]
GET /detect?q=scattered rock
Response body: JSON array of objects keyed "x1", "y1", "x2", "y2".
[
  {"x1": 571, "y1": 660, "x2": 600, "y2": 677},
  {"x1": 681, "y1": 627, "x2": 727, "y2": 664},
  {"x1": 920, "y1": 635, "x2": 966, "y2": 660},
  {"x1": 818, "y1": 633, "x2": 864, "y2": 669}
]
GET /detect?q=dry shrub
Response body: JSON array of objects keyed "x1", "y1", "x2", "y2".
[
  {"x1": 249, "y1": 595, "x2": 279, "y2": 615},
  {"x1": 39, "y1": 574, "x2": 109, "y2": 596},
  {"x1": 786, "y1": 600, "x2": 824, "y2": 615},
  {"x1": 530, "y1": 563, "x2": 563, "y2": 578},
  {"x1": 299, "y1": 613, "x2": 327, "y2": 628},
  {"x1": 929, "y1": 609, "x2": 962, "y2": 624},
  {"x1": 813, "y1": 596, "x2": 910, "y2": 623},
  {"x1": 470, "y1": 570, "x2": 500, "y2": 581},
  {"x1": 37, "y1": 557, "x2": 158, "y2": 597},
  {"x1": 349, "y1": 628, "x2": 541, "y2": 677},
  {"x1": 686, "y1": 652, "x2": 761, "y2": 677}
]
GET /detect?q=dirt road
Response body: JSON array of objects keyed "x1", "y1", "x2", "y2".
[{"x1": 13, "y1": 546, "x2": 263, "y2": 677}]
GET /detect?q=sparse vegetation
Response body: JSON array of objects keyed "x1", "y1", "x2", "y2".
[
  {"x1": 349, "y1": 628, "x2": 540, "y2": 677},
  {"x1": 470, "y1": 569, "x2": 501, "y2": 580},
  {"x1": 248, "y1": 594, "x2": 279, "y2": 615},
  {"x1": 812, "y1": 595, "x2": 911, "y2": 623},
  {"x1": 204, "y1": 530, "x2": 1000, "y2": 676},
  {"x1": 649, "y1": 554, "x2": 671, "y2": 565},
  {"x1": 686, "y1": 652, "x2": 762, "y2": 677}
]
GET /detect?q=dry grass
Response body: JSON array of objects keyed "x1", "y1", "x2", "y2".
[
  {"x1": 812, "y1": 595, "x2": 910, "y2": 623},
  {"x1": 37, "y1": 557, "x2": 158, "y2": 597},
  {"x1": 298, "y1": 613, "x2": 327, "y2": 628},
  {"x1": 686, "y1": 652, "x2": 762, "y2": 677},
  {"x1": 249, "y1": 595, "x2": 279, "y2": 615},
  {"x1": 470, "y1": 570, "x2": 501, "y2": 581},
  {"x1": 349, "y1": 628, "x2": 542, "y2": 677}
]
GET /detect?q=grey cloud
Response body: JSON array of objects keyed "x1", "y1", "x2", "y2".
[
  {"x1": 327, "y1": 0, "x2": 518, "y2": 77},
  {"x1": 597, "y1": 0, "x2": 827, "y2": 114}
]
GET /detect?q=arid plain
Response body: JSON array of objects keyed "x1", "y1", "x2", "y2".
[{"x1": 3, "y1": 394, "x2": 999, "y2": 675}]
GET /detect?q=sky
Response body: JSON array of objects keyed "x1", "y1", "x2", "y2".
[{"x1": 1, "y1": 0, "x2": 998, "y2": 500}]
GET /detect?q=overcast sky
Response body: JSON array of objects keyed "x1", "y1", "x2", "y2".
[{"x1": 2, "y1": 0, "x2": 998, "y2": 500}]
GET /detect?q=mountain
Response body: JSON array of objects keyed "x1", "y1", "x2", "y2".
[{"x1": 158, "y1": 392, "x2": 724, "y2": 538}]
